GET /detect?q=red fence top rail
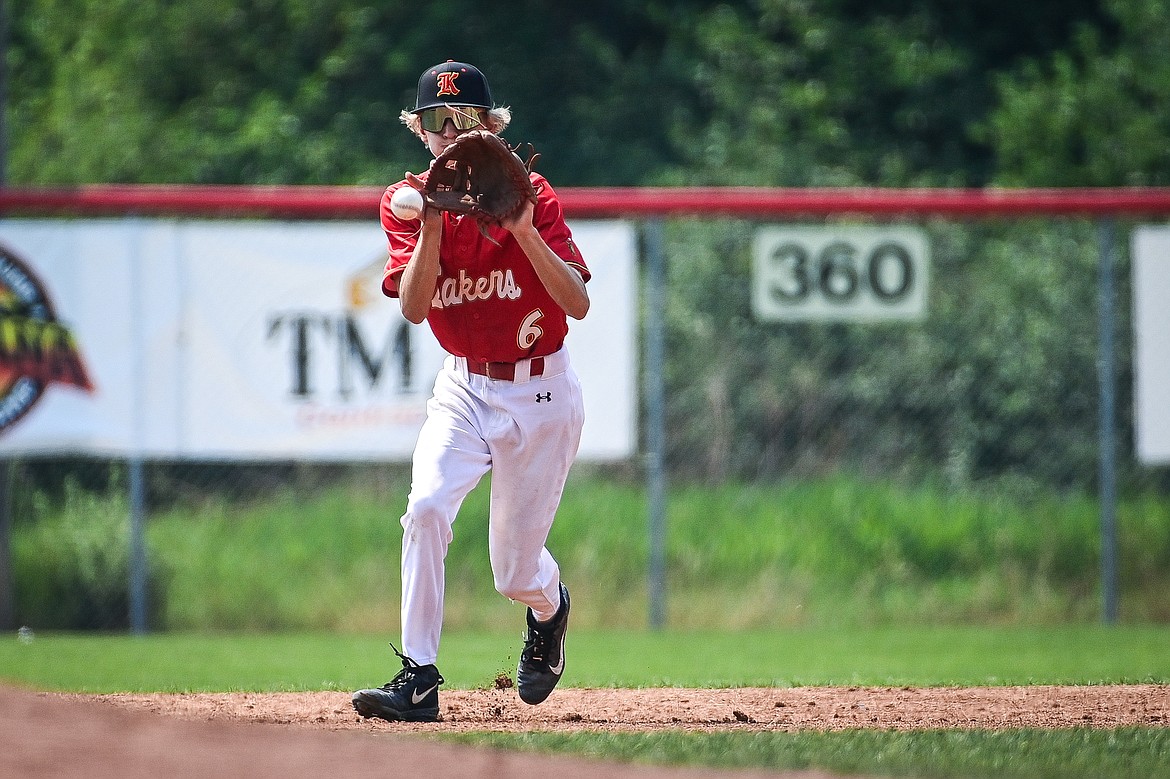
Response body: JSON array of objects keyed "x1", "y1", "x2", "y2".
[
  {"x1": 561, "y1": 186, "x2": 1170, "y2": 217},
  {"x1": 3, "y1": 184, "x2": 1170, "y2": 218}
]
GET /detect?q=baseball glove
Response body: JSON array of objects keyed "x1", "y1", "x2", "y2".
[{"x1": 420, "y1": 129, "x2": 540, "y2": 227}]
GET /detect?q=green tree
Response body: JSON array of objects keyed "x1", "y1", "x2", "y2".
[
  {"x1": 662, "y1": 0, "x2": 1106, "y2": 187},
  {"x1": 6, "y1": 1, "x2": 708, "y2": 186},
  {"x1": 986, "y1": 0, "x2": 1170, "y2": 186},
  {"x1": 7, "y1": 0, "x2": 1115, "y2": 187},
  {"x1": 9, "y1": 0, "x2": 429, "y2": 184}
]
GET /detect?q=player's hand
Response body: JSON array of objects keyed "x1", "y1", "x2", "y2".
[
  {"x1": 403, "y1": 171, "x2": 441, "y2": 225},
  {"x1": 500, "y1": 199, "x2": 535, "y2": 236}
]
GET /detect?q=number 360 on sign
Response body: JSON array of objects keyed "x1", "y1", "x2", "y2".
[{"x1": 752, "y1": 226, "x2": 929, "y2": 322}]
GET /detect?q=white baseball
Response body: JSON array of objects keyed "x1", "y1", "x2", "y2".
[{"x1": 390, "y1": 186, "x2": 424, "y2": 220}]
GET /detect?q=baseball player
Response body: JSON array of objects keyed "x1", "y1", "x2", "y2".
[{"x1": 352, "y1": 61, "x2": 590, "y2": 723}]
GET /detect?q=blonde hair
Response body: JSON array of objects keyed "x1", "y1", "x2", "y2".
[{"x1": 400, "y1": 106, "x2": 513, "y2": 140}]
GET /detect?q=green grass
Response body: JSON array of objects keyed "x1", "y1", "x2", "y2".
[
  {"x1": 2, "y1": 626, "x2": 1170, "y2": 771},
  {"x1": 3, "y1": 627, "x2": 1168, "y2": 778},
  {"x1": 450, "y1": 729, "x2": 1170, "y2": 779},
  {"x1": 2, "y1": 625, "x2": 1167, "y2": 693}
]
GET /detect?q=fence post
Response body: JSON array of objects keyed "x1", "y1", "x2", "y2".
[
  {"x1": 644, "y1": 218, "x2": 667, "y2": 630},
  {"x1": 1097, "y1": 218, "x2": 1119, "y2": 625},
  {"x1": 127, "y1": 217, "x2": 148, "y2": 634},
  {"x1": 129, "y1": 458, "x2": 147, "y2": 634}
]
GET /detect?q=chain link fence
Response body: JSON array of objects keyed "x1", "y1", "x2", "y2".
[{"x1": 2, "y1": 200, "x2": 1169, "y2": 631}]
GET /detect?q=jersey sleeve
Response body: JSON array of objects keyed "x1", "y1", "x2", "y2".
[
  {"x1": 532, "y1": 175, "x2": 591, "y2": 284},
  {"x1": 380, "y1": 182, "x2": 421, "y2": 298}
]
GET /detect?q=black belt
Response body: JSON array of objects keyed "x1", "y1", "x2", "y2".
[{"x1": 465, "y1": 357, "x2": 545, "y2": 381}]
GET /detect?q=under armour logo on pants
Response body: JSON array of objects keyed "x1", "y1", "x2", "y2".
[{"x1": 536, "y1": 392, "x2": 552, "y2": 403}]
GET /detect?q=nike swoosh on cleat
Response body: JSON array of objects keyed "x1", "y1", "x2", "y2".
[
  {"x1": 548, "y1": 633, "x2": 566, "y2": 676},
  {"x1": 412, "y1": 683, "x2": 439, "y2": 705}
]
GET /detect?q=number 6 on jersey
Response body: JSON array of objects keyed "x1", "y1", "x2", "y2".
[{"x1": 518, "y1": 309, "x2": 545, "y2": 350}]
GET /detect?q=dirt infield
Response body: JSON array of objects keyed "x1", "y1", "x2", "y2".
[{"x1": 3, "y1": 684, "x2": 1168, "y2": 778}]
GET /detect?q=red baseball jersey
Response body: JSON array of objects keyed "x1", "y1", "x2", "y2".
[{"x1": 381, "y1": 173, "x2": 590, "y2": 363}]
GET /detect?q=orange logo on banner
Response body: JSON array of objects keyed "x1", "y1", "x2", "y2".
[{"x1": 435, "y1": 72, "x2": 461, "y2": 97}]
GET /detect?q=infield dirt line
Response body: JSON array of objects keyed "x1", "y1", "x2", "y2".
[
  {"x1": 87, "y1": 684, "x2": 1170, "y2": 733},
  {"x1": 3, "y1": 684, "x2": 831, "y2": 779}
]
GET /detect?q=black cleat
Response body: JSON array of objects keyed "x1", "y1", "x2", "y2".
[
  {"x1": 517, "y1": 582, "x2": 570, "y2": 705},
  {"x1": 352, "y1": 643, "x2": 444, "y2": 722}
]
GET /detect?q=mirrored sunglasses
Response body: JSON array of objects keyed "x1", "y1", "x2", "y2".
[{"x1": 419, "y1": 105, "x2": 485, "y2": 133}]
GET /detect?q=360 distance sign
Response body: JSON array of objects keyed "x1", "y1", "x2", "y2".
[{"x1": 752, "y1": 226, "x2": 930, "y2": 322}]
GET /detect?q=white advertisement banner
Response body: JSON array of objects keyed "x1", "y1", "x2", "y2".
[
  {"x1": 0, "y1": 218, "x2": 636, "y2": 461},
  {"x1": 1132, "y1": 225, "x2": 1170, "y2": 465}
]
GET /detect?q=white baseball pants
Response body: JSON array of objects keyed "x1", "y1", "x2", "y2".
[{"x1": 399, "y1": 348, "x2": 584, "y2": 665}]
